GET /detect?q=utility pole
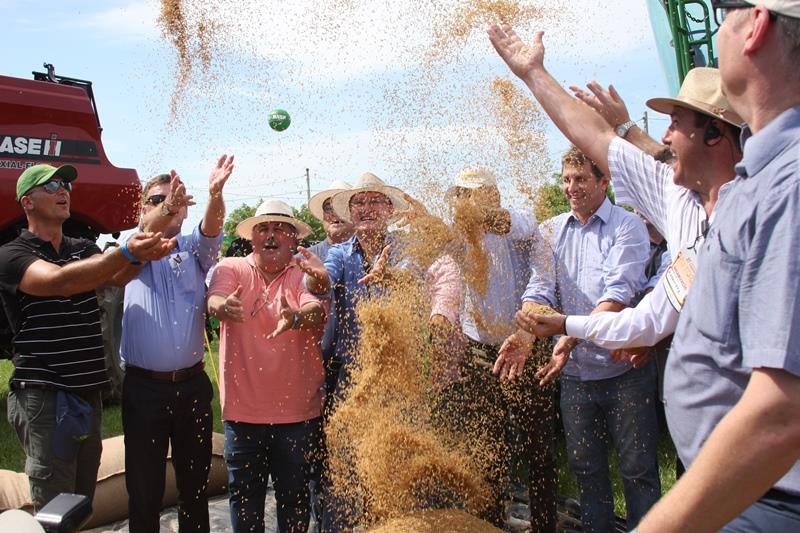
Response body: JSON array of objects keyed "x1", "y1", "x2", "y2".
[
  {"x1": 643, "y1": 111, "x2": 650, "y2": 135},
  {"x1": 305, "y1": 168, "x2": 311, "y2": 205}
]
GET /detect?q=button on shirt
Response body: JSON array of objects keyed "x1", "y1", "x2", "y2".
[
  {"x1": 665, "y1": 106, "x2": 800, "y2": 495},
  {"x1": 461, "y1": 209, "x2": 537, "y2": 346},
  {"x1": 321, "y1": 234, "x2": 406, "y2": 366},
  {"x1": 121, "y1": 224, "x2": 220, "y2": 372},
  {"x1": 523, "y1": 198, "x2": 649, "y2": 381}
]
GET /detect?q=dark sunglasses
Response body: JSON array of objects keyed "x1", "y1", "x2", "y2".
[
  {"x1": 145, "y1": 194, "x2": 167, "y2": 206},
  {"x1": 40, "y1": 179, "x2": 72, "y2": 194},
  {"x1": 711, "y1": 1, "x2": 751, "y2": 26}
]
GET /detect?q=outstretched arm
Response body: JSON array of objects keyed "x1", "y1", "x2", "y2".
[{"x1": 487, "y1": 24, "x2": 615, "y2": 172}]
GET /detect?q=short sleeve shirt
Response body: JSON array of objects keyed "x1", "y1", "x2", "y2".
[
  {"x1": 0, "y1": 231, "x2": 108, "y2": 391},
  {"x1": 665, "y1": 106, "x2": 800, "y2": 495}
]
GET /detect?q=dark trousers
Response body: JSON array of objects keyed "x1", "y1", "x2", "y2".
[
  {"x1": 122, "y1": 371, "x2": 213, "y2": 533},
  {"x1": 436, "y1": 338, "x2": 557, "y2": 532},
  {"x1": 224, "y1": 417, "x2": 322, "y2": 533}
]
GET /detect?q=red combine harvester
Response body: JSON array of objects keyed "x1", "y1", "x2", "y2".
[
  {"x1": 0, "y1": 64, "x2": 140, "y2": 358},
  {"x1": 0, "y1": 64, "x2": 141, "y2": 244}
]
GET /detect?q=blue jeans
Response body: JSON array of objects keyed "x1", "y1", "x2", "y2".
[
  {"x1": 560, "y1": 362, "x2": 661, "y2": 533},
  {"x1": 224, "y1": 417, "x2": 322, "y2": 533}
]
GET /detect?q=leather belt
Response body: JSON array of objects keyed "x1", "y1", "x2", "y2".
[{"x1": 125, "y1": 361, "x2": 205, "y2": 383}]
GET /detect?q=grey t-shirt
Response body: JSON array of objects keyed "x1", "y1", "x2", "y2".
[{"x1": 665, "y1": 106, "x2": 800, "y2": 495}]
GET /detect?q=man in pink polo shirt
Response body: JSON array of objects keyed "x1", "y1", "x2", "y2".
[{"x1": 208, "y1": 199, "x2": 331, "y2": 533}]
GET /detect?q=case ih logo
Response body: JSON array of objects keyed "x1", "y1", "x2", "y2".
[{"x1": 0, "y1": 133, "x2": 100, "y2": 165}]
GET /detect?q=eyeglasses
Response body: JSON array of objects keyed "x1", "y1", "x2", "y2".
[
  {"x1": 146, "y1": 194, "x2": 167, "y2": 206},
  {"x1": 39, "y1": 179, "x2": 72, "y2": 194},
  {"x1": 711, "y1": 1, "x2": 751, "y2": 26},
  {"x1": 350, "y1": 197, "x2": 392, "y2": 209}
]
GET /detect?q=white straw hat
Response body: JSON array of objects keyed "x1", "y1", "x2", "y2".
[
  {"x1": 308, "y1": 180, "x2": 352, "y2": 221},
  {"x1": 236, "y1": 199, "x2": 313, "y2": 239},
  {"x1": 330, "y1": 172, "x2": 409, "y2": 222}
]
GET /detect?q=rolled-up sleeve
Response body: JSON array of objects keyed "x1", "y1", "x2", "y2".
[
  {"x1": 208, "y1": 258, "x2": 237, "y2": 297},
  {"x1": 522, "y1": 224, "x2": 559, "y2": 309},
  {"x1": 426, "y1": 254, "x2": 462, "y2": 325},
  {"x1": 187, "y1": 223, "x2": 222, "y2": 273},
  {"x1": 598, "y1": 216, "x2": 649, "y2": 306}
]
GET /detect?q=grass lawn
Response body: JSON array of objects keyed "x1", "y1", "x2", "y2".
[{"x1": 0, "y1": 345, "x2": 676, "y2": 519}]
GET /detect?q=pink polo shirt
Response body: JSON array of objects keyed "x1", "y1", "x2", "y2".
[{"x1": 208, "y1": 255, "x2": 327, "y2": 424}]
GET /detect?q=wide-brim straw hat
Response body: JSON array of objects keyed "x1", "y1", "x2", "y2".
[
  {"x1": 236, "y1": 199, "x2": 313, "y2": 239},
  {"x1": 445, "y1": 166, "x2": 498, "y2": 201},
  {"x1": 646, "y1": 67, "x2": 743, "y2": 128},
  {"x1": 331, "y1": 172, "x2": 409, "y2": 223},
  {"x1": 744, "y1": 0, "x2": 800, "y2": 18},
  {"x1": 308, "y1": 180, "x2": 352, "y2": 221}
]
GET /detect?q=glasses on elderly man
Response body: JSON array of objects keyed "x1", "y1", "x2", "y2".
[
  {"x1": 711, "y1": 1, "x2": 751, "y2": 26},
  {"x1": 38, "y1": 179, "x2": 72, "y2": 194}
]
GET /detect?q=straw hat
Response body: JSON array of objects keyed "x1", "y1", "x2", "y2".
[
  {"x1": 235, "y1": 199, "x2": 313, "y2": 239},
  {"x1": 330, "y1": 172, "x2": 409, "y2": 222},
  {"x1": 646, "y1": 67, "x2": 743, "y2": 128},
  {"x1": 308, "y1": 180, "x2": 352, "y2": 221},
  {"x1": 445, "y1": 166, "x2": 498, "y2": 201}
]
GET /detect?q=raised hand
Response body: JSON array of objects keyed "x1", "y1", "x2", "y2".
[
  {"x1": 297, "y1": 247, "x2": 329, "y2": 285},
  {"x1": 535, "y1": 335, "x2": 577, "y2": 386},
  {"x1": 394, "y1": 193, "x2": 429, "y2": 227},
  {"x1": 487, "y1": 24, "x2": 545, "y2": 80},
  {"x1": 126, "y1": 232, "x2": 176, "y2": 261},
  {"x1": 569, "y1": 81, "x2": 631, "y2": 128},
  {"x1": 494, "y1": 329, "x2": 534, "y2": 381},
  {"x1": 267, "y1": 295, "x2": 295, "y2": 340},
  {"x1": 358, "y1": 245, "x2": 391, "y2": 285},
  {"x1": 164, "y1": 170, "x2": 196, "y2": 213},
  {"x1": 515, "y1": 309, "x2": 566, "y2": 337},
  {"x1": 208, "y1": 154, "x2": 235, "y2": 197},
  {"x1": 221, "y1": 285, "x2": 244, "y2": 323}
]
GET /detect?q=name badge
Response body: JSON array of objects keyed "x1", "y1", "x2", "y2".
[{"x1": 664, "y1": 248, "x2": 697, "y2": 312}]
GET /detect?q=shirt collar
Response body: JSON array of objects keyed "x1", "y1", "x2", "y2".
[
  {"x1": 568, "y1": 196, "x2": 612, "y2": 225},
  {"x1": 736, "y1": 106, "x2": 800, "y2": 179}
]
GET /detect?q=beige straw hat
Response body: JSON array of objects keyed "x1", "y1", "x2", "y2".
[
  {"x1": 330, "y1": 172, "x2": 409, "y2": 222},
  {"x1": 308, "y1": 180, "x2": 352, "y2": 221},
  {"x1": 646, "y1": 67, "x2": 743, "y2": 127},
  {"x1": 236, "y1": 199, "x2": 313, "y2": 239}
]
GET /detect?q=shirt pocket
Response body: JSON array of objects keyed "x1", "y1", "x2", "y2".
[{"x1": 691, "y1": 252, "x2": 743, "y2": 346}]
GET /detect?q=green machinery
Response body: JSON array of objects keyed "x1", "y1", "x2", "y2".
[{"x1": 647, "y1": 0, "x2": 720, "y2": 92}]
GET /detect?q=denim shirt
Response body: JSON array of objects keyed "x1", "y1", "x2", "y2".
[
  {"x1": 522, "y1": 198, "x2": 649, "y2": 381},
  {"x1": 319, "y1": 234, "x2": 406, "y2": 367}
]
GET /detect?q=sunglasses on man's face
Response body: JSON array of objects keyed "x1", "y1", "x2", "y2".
[
  {"x1": 145, "y1": 194, "x2": 167, "y2": 206},
  {"x1": 39, "y1": 179, "x2": 72, "y2": 194}
]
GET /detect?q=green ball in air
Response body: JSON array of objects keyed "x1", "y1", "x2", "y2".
[{"x1": 268, "y1": 109, "x2": 291, "y2": 131}]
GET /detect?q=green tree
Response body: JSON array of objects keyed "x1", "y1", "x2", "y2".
[
  {"x1": 222, "y1": 203, "x2": 256, "y2": 255},
  {"x1": 293, "y1": 205, "x2": 326, "y2": 245}
]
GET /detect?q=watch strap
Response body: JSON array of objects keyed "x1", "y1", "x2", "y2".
[{"x1": 615, "y1": 119, "x2": 637, "y2": 138}]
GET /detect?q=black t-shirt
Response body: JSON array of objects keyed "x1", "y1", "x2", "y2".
[{"x1": 0, "y1": 230, "x2": 109, "y2": 391}]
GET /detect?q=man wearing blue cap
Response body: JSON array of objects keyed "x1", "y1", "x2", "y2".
[{"x1": 0, "y1": 164, "x2": 173, "y2": 510}]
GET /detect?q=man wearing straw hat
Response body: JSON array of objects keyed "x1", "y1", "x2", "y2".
[
  {"x1": 304, "y1": 172, "x2": 409, "y2": 532},
  {"x1": 119, "y1": 155, "x2": 234, "y2": 533},
  {"x1": 208, "y1": 199, "x2": 331, "y2": 533}
]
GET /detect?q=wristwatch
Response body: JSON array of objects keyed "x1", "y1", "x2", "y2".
[
  {"x1": 160, "y1": 201, "x2": 177, "y2": 217},
  {"x1": 615, "y1": 120, "x2": 637, "y2": 138},
  {"x1": 290, "y1": 311, "x2": 301, "y2": 330}
]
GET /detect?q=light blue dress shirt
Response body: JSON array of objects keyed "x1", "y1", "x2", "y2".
[
  {"x1": 522, "y1": 198, "x2": 649, "y2": 381},
  {"x1": 120, "y1": 224, "x2": 221, "y2": 372},
  {"x1": 665, "y1": 106, "x2": 800, "y2": 495}
]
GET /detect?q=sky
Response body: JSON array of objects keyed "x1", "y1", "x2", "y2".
[{"x1": 2, "y1": 0, "x2": 674, "y2": 239}]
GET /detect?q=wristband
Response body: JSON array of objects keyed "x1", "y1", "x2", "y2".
[
  {"x1": 561, "y1": 316, "x2": 568, "y2": 336},
  {"x1": 121, "y1": 241, "x2": 142, "y2": 265}
]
